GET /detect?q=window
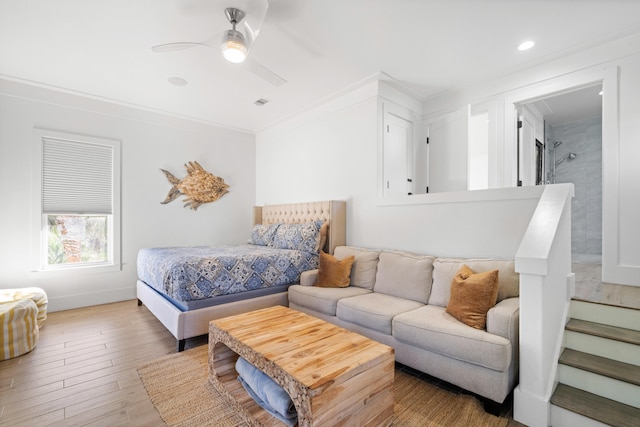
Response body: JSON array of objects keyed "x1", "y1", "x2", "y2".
[{"x1": 32, "y1": 129, "x2": 121, "y2": 272}]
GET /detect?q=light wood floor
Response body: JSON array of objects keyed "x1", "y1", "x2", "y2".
[
  {"x1": 573, "y1": 262, "x2": 640, "y2": 309},
  {"x1": 0, "y1": 300, "x2": 205, "y2": 426},
  {"x1": 1, "y1": 300, "x2": 524, "y2": 427}
]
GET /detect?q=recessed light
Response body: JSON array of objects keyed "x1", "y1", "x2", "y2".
[
  {"x1": 598, "y1": 90, "x2": 603, "y2": 96},
  {"x1": 518, "y1": 40, "x2": 535, "y2": 51},
  {"x1": 168, "y1": 77, "x2": 188, "y2": 86}
]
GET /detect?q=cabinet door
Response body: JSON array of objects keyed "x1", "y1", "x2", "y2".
[
  {"x1": 383, "y1": 113, "x2": 412, "y2": 196},
  {"x1": 426, "y1": 105, "x2": 470, "y2": 193}
]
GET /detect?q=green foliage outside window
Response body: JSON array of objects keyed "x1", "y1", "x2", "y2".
[{"x1": 47, "y1": 215, "x2": 108, "y2": 265}]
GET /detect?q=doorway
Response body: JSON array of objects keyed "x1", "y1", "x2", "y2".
[
  {"x1": 520, "y1": 83, "x2": 606, "y2": 301},
  {"x1": 527, "y1": 84, "x2": 603, "y2": 260}
]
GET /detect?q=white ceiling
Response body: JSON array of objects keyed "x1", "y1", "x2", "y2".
[
  {"x1": 1, "y1": 0, "x2": 639, "y2": 133},
  {"x1": 530, "y1": 84, "x2": 603, "y2": 127}
]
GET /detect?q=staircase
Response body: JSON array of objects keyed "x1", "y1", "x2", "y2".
[{"x1": 550, "y1": 300, "x2": 640, "y2": 427}]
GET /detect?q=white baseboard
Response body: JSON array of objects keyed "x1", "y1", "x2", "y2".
[
  {"x1": 47, "y1": 287, "x2": 136, "y2": 312},
  {"x1": 514, "y1": 386, "x2": 550, "y2": 427}
]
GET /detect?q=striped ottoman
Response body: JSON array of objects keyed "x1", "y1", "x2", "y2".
[
  {"x1": 0, "y1": 287, "x2": 48, "y2": 360},
  {"x1": 1, "y1": 298, "x2": 39, "y2": 360},
  {"x1": 0, "y1": 288, "x2": 48, "y2": 328}
]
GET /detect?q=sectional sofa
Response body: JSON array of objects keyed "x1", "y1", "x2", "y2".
[{"x1": 288, "y1": 246, "x2": 520, "y2": 403}]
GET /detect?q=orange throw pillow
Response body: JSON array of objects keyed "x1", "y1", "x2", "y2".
[
  {"x1": 314, "y1": 251, "x2": 355, "y2": 288},
  {"x1": 446, "y1": 264, "x2": 499, "y2": 329}
]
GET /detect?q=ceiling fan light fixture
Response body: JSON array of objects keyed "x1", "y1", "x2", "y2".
[{"x1": 222, "y1": 29, "x2": 247, "y2": 63}]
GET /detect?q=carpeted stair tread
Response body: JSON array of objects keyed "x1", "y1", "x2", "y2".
[
  {"x1": 559, "y1": 348, "x2": 640, "y2": 386},
  {"x1": 566, "y1": 318, "x2": 640, "y2": 345},
  {"x1": 551, "y1": 383, "x2": 640, "y2": 427}
]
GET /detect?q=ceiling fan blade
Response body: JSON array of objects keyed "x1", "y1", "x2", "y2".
[
  {"x1": 245, "y1": 57, "x2": 287, "y2": 86},
  {"x1": 241, "y1": 0, "x2": 269, "y2": 48},
  {"x1": 151, "y1": 42, "x2": 209, "y2": 53}
]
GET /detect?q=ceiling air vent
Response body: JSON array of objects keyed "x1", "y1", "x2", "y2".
[{"x1": 254, "y1": 98, "x2": 269, "y2": 106}]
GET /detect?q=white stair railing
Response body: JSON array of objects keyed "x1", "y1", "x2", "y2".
[{"x1": 513, "y1": 183, "x2": 575, "y2": 427}]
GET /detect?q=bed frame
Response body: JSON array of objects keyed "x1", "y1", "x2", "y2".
[{"x1": 136, "y1": 200, "x2": 346, "y2": 351}]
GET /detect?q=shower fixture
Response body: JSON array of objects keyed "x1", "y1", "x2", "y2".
[
  {"x1": 547, "y1": 140, "x2": 578, "y2": 183},
  {"x1": 547, "y1": 141, "x2": 563, "y2": 183},
  {"x1": 548, "y1": 140, "x2": 562, "y2": 153},
  {"x1": 555, "y1": 152, "x2": 578, "y2": 166}
]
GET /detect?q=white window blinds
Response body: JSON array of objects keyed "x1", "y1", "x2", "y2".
[{"x1": 42, "y1": 137, "x2": 114, "y2": 214}]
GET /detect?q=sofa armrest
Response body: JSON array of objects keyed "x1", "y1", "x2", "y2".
[
  {"x1": 299, "y1": 269, "x2": 318, "y2": 286},
  {"x1": 486, "y1": 297, "x2": 519, "y2": 343}
]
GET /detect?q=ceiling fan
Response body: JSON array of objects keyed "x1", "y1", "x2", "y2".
[{"x1": 151, "y1": 2, "x2": 286, "y2": 86}]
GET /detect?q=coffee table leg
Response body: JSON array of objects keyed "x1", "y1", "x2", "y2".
[{"x1": 208, "y1": 334, "x2": 314, "y2": 426}]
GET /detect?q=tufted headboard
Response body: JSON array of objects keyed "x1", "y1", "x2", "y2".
[{"x1": 253, "y1": 200, "x2": 346, "y2": 254}]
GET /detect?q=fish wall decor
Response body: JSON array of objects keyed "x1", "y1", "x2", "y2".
[{"x1": 160, "y1": 161, "x2": 229, "y2": 210}]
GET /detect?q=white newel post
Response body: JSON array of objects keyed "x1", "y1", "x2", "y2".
[{"x1": 513, "y1": 184, "x2": 574, "y2": 427}]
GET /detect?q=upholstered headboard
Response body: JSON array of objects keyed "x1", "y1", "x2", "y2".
[{"x1": 253, "y1": 200, "x2": 346, "y2": 254}]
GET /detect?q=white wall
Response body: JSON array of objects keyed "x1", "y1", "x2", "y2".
[
  {"x1": 616, "y1": 54, "x2": 640, "y2": 270},
  {"x1": 257, "y1": 93, "x2": 378, "y2": 208},
  {"x1": 256, "y1": 33, "x2": 640, "y2": 287},
  {"x1": 0, "y1": 79, "x2": 256, "y2": 311},
  {"x1": 256, "y1": 83, "x2": 542, "y2": 258},
  {"x1": 422, "y1": 34, "x2": 640, "y2": 286},
  {"x1": 468, "y1": 111, "x2": 489, "y2": 190}
]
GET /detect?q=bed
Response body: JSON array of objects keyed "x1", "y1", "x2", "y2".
[{"x1": 136, "y1": 200, "x2": 346, "y2": 351}]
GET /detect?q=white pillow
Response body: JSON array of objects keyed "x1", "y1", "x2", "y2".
[{"x1": 247, "y1": 223, "x2": 280, "y2": 246}]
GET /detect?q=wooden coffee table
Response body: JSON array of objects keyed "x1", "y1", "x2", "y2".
[{"x1": 208, "y1": 305, "x2": 395, "y2": 427}]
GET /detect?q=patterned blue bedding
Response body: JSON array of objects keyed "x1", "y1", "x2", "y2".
[{"x1": 137, "y1": 244, "x2": 319, "y2": 304}]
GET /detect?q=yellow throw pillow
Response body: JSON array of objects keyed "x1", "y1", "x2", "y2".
[
  {"x1": 314, "y1": 251, "x2": 355, "y2": 288},
  {"x1": 446, "y1": 264, "x2": 499, "y2": 329},
  {"x1": 317, "y1": 221, "x2": 329, "y2": 252}
]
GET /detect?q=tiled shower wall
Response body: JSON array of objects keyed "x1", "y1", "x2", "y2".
[{"x1": 546, "y1": 117, "x2": 602, "y2": 255}]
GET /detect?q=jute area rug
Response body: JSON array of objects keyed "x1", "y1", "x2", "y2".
[{"x1": 138, "y1": 345, "x2": 508, "y2": 427}]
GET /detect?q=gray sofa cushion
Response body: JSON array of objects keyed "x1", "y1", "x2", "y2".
[
  {"x1": 373, "y1": 251, "x2": 435, "y2": 303},
  {"x1": 486, "y1": 297, "x2": 520, "y2": 341},
  {"x1": 333, "y1": 246, "x2": 380, "y2": 290},
  {"x1": 337, "y1": 293, "x2": 424, "y2": 335},
  {"x1": 393, "y1": 305, "x2": 512, "y2": 372},
  {"x1": 287, "y1": 284, "x2": 370, "y2": 316},
  {"x1": 428, "y1": 258, "x2": 519, "y2": 307}
]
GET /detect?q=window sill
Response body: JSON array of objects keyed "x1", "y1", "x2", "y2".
[{"x1": 31, "y1": 263, "x2": 122, "y2": 276}]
